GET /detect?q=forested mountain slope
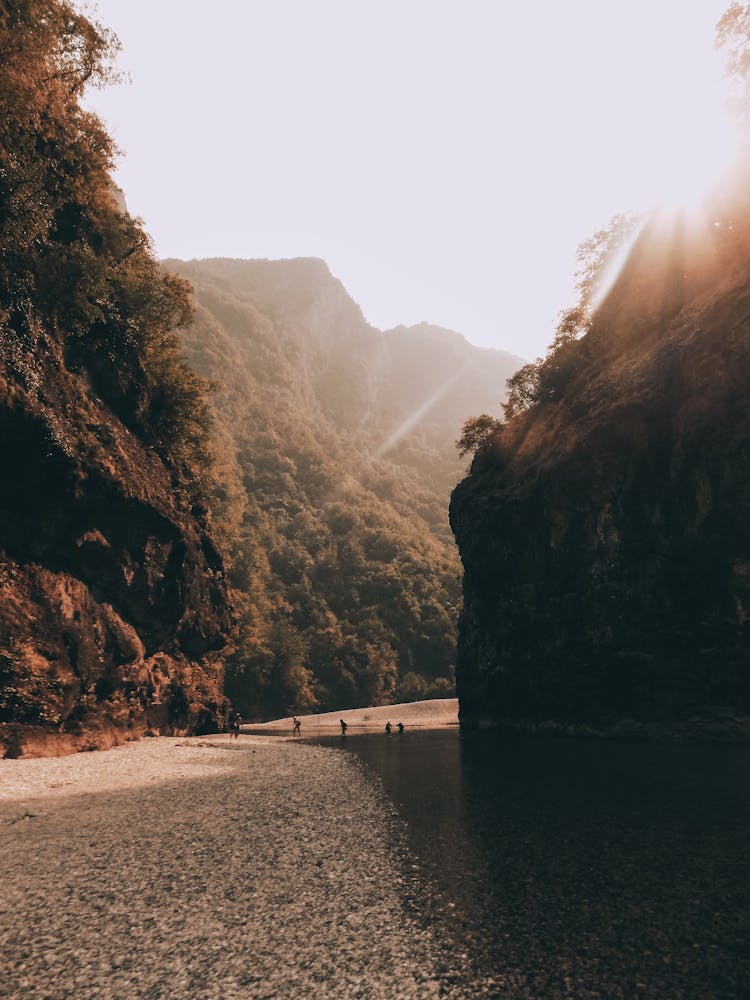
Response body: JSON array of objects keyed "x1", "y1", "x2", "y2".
[
  {"x1": 0, "y1": 2, "x2": 232, "y2": 757},
  {"x1": 450, "y1": 182, "x2": 750, "y2": 736},
  {"x1": 170, "y1": 258, "x2": 521, "y2": 718}
]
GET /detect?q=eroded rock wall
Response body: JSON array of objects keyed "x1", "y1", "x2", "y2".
[{"x1": 0, "y1": 322, "x2": 232, "y2": 757}]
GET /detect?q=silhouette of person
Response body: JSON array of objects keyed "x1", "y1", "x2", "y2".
[
  {"x1": 340, "y1": 719, "x2": 348, "y2": 736},
  {"x1": 397, "y1": 722, "x2": 404, "y2": 734},
  {"x1": 292, "y1": 717, "x2": 301, "y2": 737},
  {"x1": 385, "y1": 721, "x2": 392, "y2": 734},
  {"x1": 229, "y1": 710, "x2": 241, "y2": 739}
]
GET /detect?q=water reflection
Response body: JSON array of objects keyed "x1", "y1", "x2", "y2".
[{"x1": 321, "y1": 729, "x2": 750, "y2": 999}]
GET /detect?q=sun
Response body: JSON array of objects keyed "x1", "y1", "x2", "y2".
[{"x1": 649, "y1": 108, "x2": 739, "y2": 215}]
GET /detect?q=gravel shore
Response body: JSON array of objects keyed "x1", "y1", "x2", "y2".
[{"x1": 0, "y1": 736, "x2": 447, "y2": 999}]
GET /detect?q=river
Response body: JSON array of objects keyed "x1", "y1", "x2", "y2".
[{"x1": 314, "y1": 728, "x2": 750, "y2": 999}]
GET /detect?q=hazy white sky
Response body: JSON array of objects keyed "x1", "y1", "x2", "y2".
[{"x1": 87, "y1": 0, "x2": 734, "y2": 358}]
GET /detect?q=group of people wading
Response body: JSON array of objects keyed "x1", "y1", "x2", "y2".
[
  {"x1": 290, "y1": 717, "x2": 406, "y2": 736},
  {"x1": 228, "y1": 712, "x2": 408, "y2": 738}
]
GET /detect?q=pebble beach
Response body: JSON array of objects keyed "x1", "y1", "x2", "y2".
[{"x1": 0, "y1": 736, "x2": 449, "y2": 999}]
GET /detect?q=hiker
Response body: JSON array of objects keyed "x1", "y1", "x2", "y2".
[
  {"x1": 397, "y1": 721, "x2": 404, "y2": 734},
  {"x1": 385, "y1": 721, "x2": 392, "y2": 734},
  {"x1": 292, "y1": 717, "x2": 301, "y2": 737},
  {"x1": 229, "y1": 710, "x2": 241, "y2": 739},
  {"x1": 340, "y1": 719, "x2": 348, "y2": 736}
]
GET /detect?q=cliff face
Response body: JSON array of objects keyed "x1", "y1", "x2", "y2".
[
  {"x1": 0, "y1": 319, "x2": 232, "y2": 757},
  {"x1": 0, "y1": 316, "x2": 231, "y2": 756},
  {"x1": 450, "y1": 198, "x2": 750, "y2": 734},
  {"x1": 0, "y1": 1, "x2": 234, "y2": 756}
]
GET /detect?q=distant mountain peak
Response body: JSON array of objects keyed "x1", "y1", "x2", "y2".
[{"x1": 385, "y1": 322, "x2": 526, "y2": 365}]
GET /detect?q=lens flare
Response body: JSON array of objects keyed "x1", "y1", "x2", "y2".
[{"x1": 650, "y1": 113, "x2": 738, "y2": 214}]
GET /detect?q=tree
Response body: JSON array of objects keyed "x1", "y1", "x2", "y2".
[
  {"x1": 268, "y1": 622, "x2": 318, "y2": 716},
  {"x1": 456, "y1": 414, "x2": 503, "y2": 457},
  {"x1": 498, "y1": 212, "x2": 640, "y2": 420},
  {"x1": 716, "y1": 3, "x2": 750, "y2": 120},
  {"x1": 574, "y1": 211, "x2": 642, "y2": 313},
  {"x1": 502, "y1": 364, "x2": 541, "y2": 419},
  {"x1": 0, "y1": 0, "x2": 119, "y2": 298},
  {"x1": 0, "y1": 0, "x2": 213, "y2": 474}
]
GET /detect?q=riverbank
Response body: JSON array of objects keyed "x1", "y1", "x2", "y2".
[
  {"x1": 249, "y1": 697, "x2": 459, "y2": 735},
  {"x1": 0, "y1": 736, "x2": 449, "y2": 998},
  {"x1": 461, "y1": 710, "x2": 750, "y2": 744}
]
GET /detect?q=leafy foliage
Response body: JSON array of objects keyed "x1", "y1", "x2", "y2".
[
  {"x1": 456, "y1": 414, "x2": 503, "y2": 458},
  {"x1": 717, "y1": 2, "x2": 750, "y2": 119},
  {"x1": 501, "y1": 213, "x2": 641, "y2": 420},
  {"x1": 574, "y1": 212, "x2": 641, "y2": 312},
  {"x1": 0, "y1": 0, "x2": 212, "y2": 474},
  {"x1": 174, "y1": 262, "x2": 468, "y2": 719}
]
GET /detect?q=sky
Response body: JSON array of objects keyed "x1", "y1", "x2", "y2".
[{"x1": 86, "y1": 0, "x2": 735, "y2": 359}]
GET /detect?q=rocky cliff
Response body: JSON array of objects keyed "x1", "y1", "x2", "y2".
[
  {"x1": 0, "y1": 312, "x2": 232, "y2": 758},
  {"x1": 0, "y1": 0, "x2": 232, "y2": 757},
  {"x1": 450, "y1": 189, "x2": 750, "y2": 736}
]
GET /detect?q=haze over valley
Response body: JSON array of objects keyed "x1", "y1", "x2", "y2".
[
  {"x1": 3, "y1": 2, "x2": 750, "y2": 997},
  {"x1": 172, "y1": 256, "x2": 521, "y2": 718}
]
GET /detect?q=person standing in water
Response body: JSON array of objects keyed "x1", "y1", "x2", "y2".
[
  {"x1": 340, "y1": 719, "x2": 348, "y2": 736},
  {"x1": 397, "y1": 722, "x2": 404, "y2": 734},
  {"x1": 292, "y1": 717, "x2": 301, "y2": 737},
  {"x1": 385, "y1": 721, "x2": 392, "y2": 734}
]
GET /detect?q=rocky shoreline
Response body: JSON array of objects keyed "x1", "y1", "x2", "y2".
[{"x1": 0, "y1": 736, "x2": 448, "y2": 998}]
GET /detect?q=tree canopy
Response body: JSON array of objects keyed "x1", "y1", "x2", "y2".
[
  {"x1": 0, "y1": 0, "x2": 212, "y2": 474},
  {"x1": 717, "y1": 2, "x2": 750, "y2": 120},
  {"x1": 499, "y1": 212, "x2": 641, "y2": 421},
  {"x1": 456, "y1": 414, "x2": 503, "y2": 458},
  {"x1": 174, "y1": 261, "x2": 466, "y2": 719}
]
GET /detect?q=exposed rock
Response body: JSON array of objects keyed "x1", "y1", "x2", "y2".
[
  {"x1": 0, "y1": 0, "x2": 233, "y2": 757},
  {"x1": 450, "y1": 188, "x2": 750, "y2": 735},
  {"x1": 0, "y1": 318, "x2": 232, "y2": 757}
]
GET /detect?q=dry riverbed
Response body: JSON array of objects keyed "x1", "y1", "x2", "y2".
[{"x1": 0, "y1": 736, "x2": 452, "y2": 999}]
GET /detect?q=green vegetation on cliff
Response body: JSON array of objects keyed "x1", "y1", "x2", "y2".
[
  {"x1": 0, "y1": 1, "x2": 214, "y2": 473},
  {"x1": 171, "y1": 258, "x2": 520, "y2": 719},
  {"x1": 0, "y1": 0, "x2": 230, "y2": 755}
]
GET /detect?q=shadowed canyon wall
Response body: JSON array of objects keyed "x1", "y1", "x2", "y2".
[
  {"x1": 0, "y1": 326, "x2": 232, "y2": 756},
  {"x1": 451, "y1": 187, "x2": 750, "y2": 736}
]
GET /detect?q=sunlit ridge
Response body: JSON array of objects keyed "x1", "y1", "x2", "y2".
[{"x1": 588, "y1": 119, "x2": 739, "y2": 316}]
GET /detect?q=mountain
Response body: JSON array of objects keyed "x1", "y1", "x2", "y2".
[
  {"x1": 450, "y1": 178, "x2": 750, "y2": 738},
  {"x1": 169, "y1": 257, "x2": 522, "y2": 719}
]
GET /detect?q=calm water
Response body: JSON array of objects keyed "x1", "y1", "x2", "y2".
[{"x1": 315, "y1": 729, "x2": 750, "y2": 999}]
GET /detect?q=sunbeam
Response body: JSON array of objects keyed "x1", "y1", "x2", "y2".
[{"x1": 371, "y1": 360, "x2": 475, "y2": 461}]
